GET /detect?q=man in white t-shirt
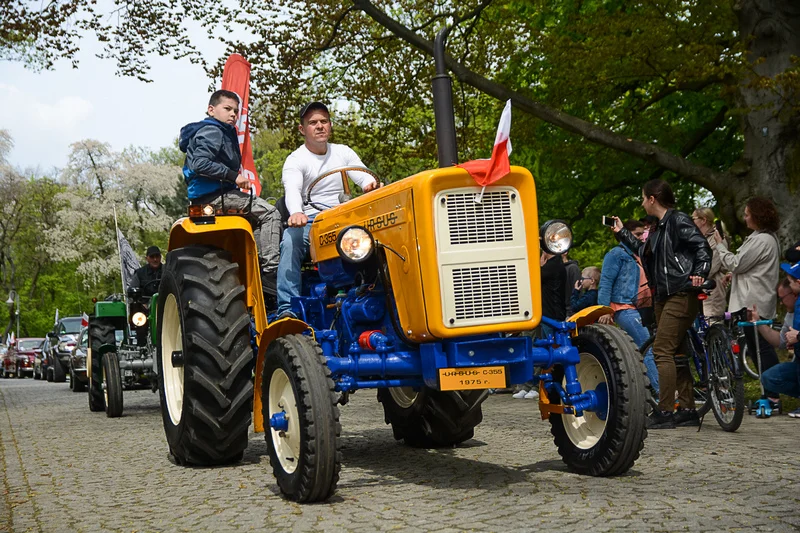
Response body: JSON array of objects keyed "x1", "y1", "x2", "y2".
[{"x1": 276, "y1": 102, "x2": 379, "y2": 319}]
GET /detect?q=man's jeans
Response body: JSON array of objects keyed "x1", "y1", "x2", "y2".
[
  {"x1": 761, "y1": 362, "x2": 800, "y2": 399},
  {"x1": 614, "y1": 308, "x2": 658, "y2": 393},
  {"x1": 277, "y1": 223, "x2": 313, "y2": 314}
]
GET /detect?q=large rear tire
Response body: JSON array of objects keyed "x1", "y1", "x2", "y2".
[
  {"x1": 378, "y1": 387, "x2": 486, "y2": 448},
  {"x1": 102, "y1": 352, "x2": 123, "y2": 418},
  {"x1": 71, "y1": 368, "x2": 86, "y2": 392},
  {"x1": 157, "y1": 245, "x2": 253, "y2": 466},
  {"x1": 263, "y1": 334, "x2": 341, "y2": 502},
  {"x1": 550, "y1": 324, "x2": 647, "y2": 476},
  {"x1": 88, "y1": 319, "x2": 115, "y2": 412}
]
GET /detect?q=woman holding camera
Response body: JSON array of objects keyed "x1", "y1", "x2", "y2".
[
  {"x1": 612, "y1": 179, "x2": 711, "y2": 429},
  {"x1": 691, "y1": 207, "x2": 729, "y2": 320}
]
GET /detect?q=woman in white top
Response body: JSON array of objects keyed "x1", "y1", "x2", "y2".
[
  {"x1": 691, "y1": 207, "x2": 728, "y2": 319},
  {"x1": 714, "y1": 196, "x2": 781, "y2": 402}
]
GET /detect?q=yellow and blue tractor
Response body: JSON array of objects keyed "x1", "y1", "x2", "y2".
[{"x1": 155, "y1": 30, "x2": 646, "y2": 503}]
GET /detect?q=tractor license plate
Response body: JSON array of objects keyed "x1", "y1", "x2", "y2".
[{"x1": 438, "y1": 366, "x2": 506, "y2": 391}]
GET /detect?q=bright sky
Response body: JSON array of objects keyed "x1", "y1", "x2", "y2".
[{"x1": 0, "y1": 34, "x2": 226, "y2": 174}]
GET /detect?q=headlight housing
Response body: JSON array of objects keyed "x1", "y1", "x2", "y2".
[
  {"x1": 131, "y1": 311, "x2": 148, "y2": 327},
  {"x1": 336, "y1": 226, "x2": 375, "y2": 263},
  {"x1": 540, "y1": 220, "x2": 573, "y2": 255}
]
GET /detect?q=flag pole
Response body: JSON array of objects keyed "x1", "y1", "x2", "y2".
[{"x1": 113, "y1": 205, "x2": 130, "y2": 321}]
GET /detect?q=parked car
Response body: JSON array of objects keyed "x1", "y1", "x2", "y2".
[
  {"x1": 33, "y1": 337, "x2": 48, "y2": 380},
  {"x1": 69, "y1": 327, "x2": 88, "y2": 392},
  {"x1": 8, "y1": 338, "x2": 45, "y2": 378},
  {"x1": 46, "y1": 316, "x2": 82, "y2": 383}
]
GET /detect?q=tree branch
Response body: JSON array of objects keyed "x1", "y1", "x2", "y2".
[{"x1": 351, "y1": 0, "x2": 727, "y2": 193}]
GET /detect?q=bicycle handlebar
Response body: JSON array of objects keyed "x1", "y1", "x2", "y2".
[{"x1": 737, "y1": 320, "x2": 772, "y2": 327}]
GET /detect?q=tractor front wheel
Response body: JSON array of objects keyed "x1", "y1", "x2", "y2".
[
  {"x1": 378, "y1": 387, "x2": 486, "y2": 448},
  {"x1": 263, "y1": 334, "x2": 341, "y2": 502},
  {"x1": 157, "y1": 245, "x2": 253, "y2": 466},
  {"x1": 88, "y1": 319, "x2": 115, "y2": 412},
  {"x1": 549, "y1": 324, "x2": 647, "y2": 476},
  {"x1": 102, "y1": 352, "x2": 123, "y2": 418}
]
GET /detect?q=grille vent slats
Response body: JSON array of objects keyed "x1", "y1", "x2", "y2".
[
  {"x1": 451, "y1": 265, "x2": 520, "y2": 320},
  {"x1": 446, "y1": 191, "x2": 513, "y2": 245}
]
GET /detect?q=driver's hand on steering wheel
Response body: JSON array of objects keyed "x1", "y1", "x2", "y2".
[
  {"x1": 288, "y1": 212, "x2": 309, "y2": 227},
  {"x1": 235, "y1": 174, "x2": 251, "y2": 191},
  {"x1": 363, "y1": 180, "x2": 382, "y2": 193}
]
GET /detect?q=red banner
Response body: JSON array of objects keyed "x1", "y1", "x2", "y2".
[{"x1": 221, "y1": 54, "x2": 261, "y2": 196}]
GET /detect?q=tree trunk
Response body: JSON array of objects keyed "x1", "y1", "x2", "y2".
[{"x1": 720, "y1": 1, "x2": 800, "y2": 243}]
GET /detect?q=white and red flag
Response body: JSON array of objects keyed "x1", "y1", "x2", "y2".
[
  {"x1": 457, "y1": 99, "x2": 512, "y2": 199},
  {"x1": 221, "y1": 54, "x2": 262, "y2": 196},
  {"x1": 81, "y1": 313, "x2": 90, "y2": 328}
]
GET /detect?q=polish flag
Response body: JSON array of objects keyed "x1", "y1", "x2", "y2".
[
  {"x1": 457, "y1": 99, "x2": 512, "y2": 188},
  {"x1": 81, "y1": 313, "x2": 89, "y2": 328},
  {"x1": 221, "y1": 54, "x2": 262, "y2": 196}
]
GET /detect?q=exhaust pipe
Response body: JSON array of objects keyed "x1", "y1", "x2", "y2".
[{"x1": 432, "y1": 27, "x2": 458, "y2": 167}]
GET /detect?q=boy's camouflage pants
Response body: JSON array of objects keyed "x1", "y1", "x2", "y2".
[{"x1": 209, "y1": 190, "x2": 282, "y2": 272}]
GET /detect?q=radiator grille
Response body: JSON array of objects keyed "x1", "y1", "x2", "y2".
[
  {"x1": 451, "y1": 264, "x2": 520, "y2": 320},
  {"x1": 446, "y1": 191, "x2": 513, "y2": 245}
]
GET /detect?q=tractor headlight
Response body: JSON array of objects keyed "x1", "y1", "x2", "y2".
[
  {"x1": 131, "y1": 312, "x2": 148, "y2": 327},
  {"x1": 540, "y1": 220, "x2": 573, "y2": 255},
  {"x1": 336, "y1": 226, "x2": 375, "y2": 263}
]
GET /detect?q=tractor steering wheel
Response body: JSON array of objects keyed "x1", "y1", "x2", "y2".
[{"x1": 304, "y1": 166, "x2": 380, "y2": 213}]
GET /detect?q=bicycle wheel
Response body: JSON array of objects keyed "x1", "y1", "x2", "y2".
[
  {"x1": 705, "y1": 325, "x2": 745, "y2": 432},
  {"x1": 738, "y1": 340, "x2": 760, "y2": 379},
  {"x1": 685, "y1": 331, "x2": 712, "y2": 417}
]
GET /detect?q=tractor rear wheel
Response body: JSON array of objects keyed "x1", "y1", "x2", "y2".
[
  {"x1": 263, "y1": 334, "x2": 341, "y2": 502},
  {"x1": 378, "y1": 387, "x2": 486, "y2": 447},
  {"x1": 102, "y1": 352, "x2": 123, "y2": 418},
  {"x1": 71, "y1": 368, "x2": 86, "y2": 392},
  {"x1": 549, "y1": 324, "x2": 647, "y2": 476},
  {"x1": 157, "y1": 245, "x2": 253, "y2": 466}
]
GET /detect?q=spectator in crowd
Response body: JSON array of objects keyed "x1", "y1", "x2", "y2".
[
  {"x1": 756, "y1": 265, "x2": 800, "y2": 417},
  {"x1": 540, "y1": 250, "x2": 567, "y2": 327},
  {"x1": 513, "y1": 248, "x2": 566, "y2": 400},
  {"x1": 749, "y1": 277, "x2": 797, "y2": 353},
  {"x1": 692, "y1": 207, "x2": 729, "y2": 320},
  {"x1": 714, "y1": 196, "x2": 782, "y2": 408},
  {"x1": 570, "y1": 266, "x2": 600, "y2": 312},
  {"x1": 563, "y1": 252, "x2": 582, "y2": 315},
  {"x1": 613, "y1": 179, "x2": 711, "y2": 429},
  {"x1": 597, "y1": 219, "x2": 657, "y2": 391}
]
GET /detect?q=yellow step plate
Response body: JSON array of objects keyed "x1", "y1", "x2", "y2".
[{"x1": 438, "y1": 366, "x2": 506, "y2": 391}]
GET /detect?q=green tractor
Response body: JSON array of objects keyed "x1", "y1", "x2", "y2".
[{"x1": 86, "y1": 289, "x2": 159, "y2": 417}]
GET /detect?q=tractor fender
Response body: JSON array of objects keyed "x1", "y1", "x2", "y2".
[
  {"x1": 567, "y1": 305, "x2": 614, "y2": 335},
  {"x1": 252, "y1": 317, "x2": 310, "y2": 433}
]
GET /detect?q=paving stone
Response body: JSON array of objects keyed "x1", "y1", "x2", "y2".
[{"x1": 0, "y1": 379, "x2": 798, "y2": 532}]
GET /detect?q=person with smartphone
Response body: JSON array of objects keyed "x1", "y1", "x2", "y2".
[
  {"x1": 691, "y1": 207, "x2": 729, "y2": 321},
  {"x1": 610, "y1": 179, "x2": 711, "y2": 429}
]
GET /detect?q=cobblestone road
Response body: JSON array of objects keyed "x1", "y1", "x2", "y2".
[{"x1": 0, "y1": 377, "x2": 798, "y2": 532}]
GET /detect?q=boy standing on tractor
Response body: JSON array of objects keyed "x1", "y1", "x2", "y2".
[
  {"x1": 276, "y1": 101, "x2": 380, "y2": 319},
  {"x1": 179, "y1": 90, "x2": 281, "y2": 289}
]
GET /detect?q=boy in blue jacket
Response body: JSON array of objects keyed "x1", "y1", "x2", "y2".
[
  {"x1": 570, "y1": 266, "x2": 600, "y2": 312},
  {"x1": 179, "y1": 90, "x2": 281, "y2": 289}
]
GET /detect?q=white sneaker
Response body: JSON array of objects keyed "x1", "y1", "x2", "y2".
[
  {"x1": 512, "y1": 390, "x2": 528, "y2": 399},
  {"x1": 524, "y1": 390, "x2": 540, "y2": 399}
]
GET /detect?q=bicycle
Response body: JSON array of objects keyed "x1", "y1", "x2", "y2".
[{"x1": 640, "y1": 284, "x2": 745, "y2": 432}]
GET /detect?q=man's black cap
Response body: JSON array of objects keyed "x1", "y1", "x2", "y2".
[
  {"x1": 299, "y1": 101, "x2": 329, "y2": 121},
  {"x1": 146, "y1": 246, "x2": 161, "y2": 257}
]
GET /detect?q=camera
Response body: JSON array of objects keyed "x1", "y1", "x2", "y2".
[{"x1": 602, "y1": 216, "x2": 616, "y2": 227}]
